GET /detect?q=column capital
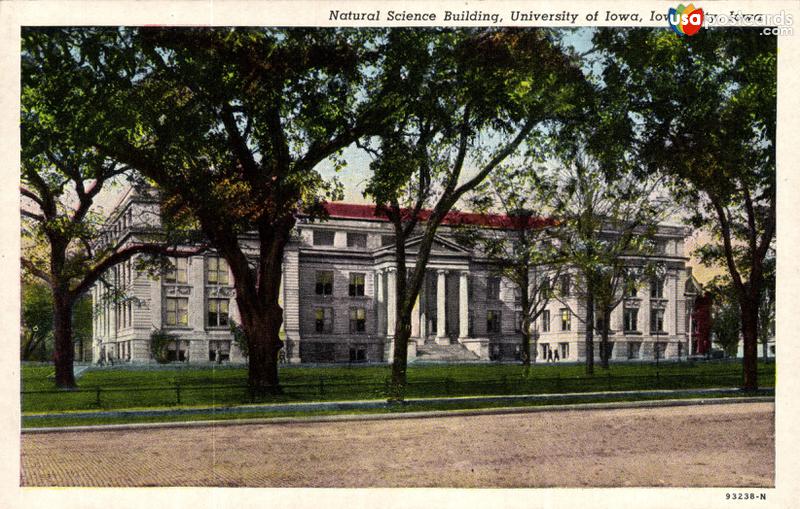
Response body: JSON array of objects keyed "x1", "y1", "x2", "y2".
[
  {"x1": 437, "y1": 269, "x2": 449, "y2": 276},
  {"x1": 386, "y1": 267, "x2": 397, "y2": 274}
]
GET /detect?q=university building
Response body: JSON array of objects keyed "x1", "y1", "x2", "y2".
[{"x1": 91, "y1": 187, "x2": 705, "y2": 365}]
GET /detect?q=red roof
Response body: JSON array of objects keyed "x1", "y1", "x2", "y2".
[{"x1": 321, "y1": 202, "x2": 553, "y2": 229}]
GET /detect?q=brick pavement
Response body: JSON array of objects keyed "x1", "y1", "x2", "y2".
[{"x1": 20, "y1": 402, "x2": 774, "y2": 487}]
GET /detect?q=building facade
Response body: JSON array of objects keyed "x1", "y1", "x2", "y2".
[{"x1": 91, "y1": 189, "x2": 699, "y2": 365}]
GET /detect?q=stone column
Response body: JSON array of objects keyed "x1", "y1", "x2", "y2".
[
  {"x1": 282, "y1": 250, "x2": 301, "y2": 363},
  {"x1": 386, "y1": 268, "x2": 396, "y2": 337},
  {"x1": 420, "y1": 273, "x2": 427, "y2": 339},
  {"x1": 664, "y1": 270, "x2": 675, "y2": 337},
  {"x1": 436, "y1": 269, "x2": 448, "y2": 344},
  {"x1": 376, "y1": 270, "x2": 385, "y2": 336},
  {"x1": 411, "y1": 294, "x2": 421, "y2": 340},
  {"x1": 459, "y1": 270, "x2": 469, "y2": 341}
]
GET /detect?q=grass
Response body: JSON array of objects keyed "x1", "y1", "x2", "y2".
[
  {"x1": 21, "y1": 391, "x2": 770, "y2": 429},
  {"x1": 21, "y1": 360, "x2": 775, "y2": 415}
]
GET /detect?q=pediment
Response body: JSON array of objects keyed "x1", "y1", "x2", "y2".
[{"x1": 403, "y1": 234, "x2": 470, "y2": 254}]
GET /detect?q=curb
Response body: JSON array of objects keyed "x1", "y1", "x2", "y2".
[{"x1": 22, "y1": 395, "x2": 774, "y2": 434}]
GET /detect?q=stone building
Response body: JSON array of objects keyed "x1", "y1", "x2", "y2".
[{"x1": 91, "y1": 188, "x2": 698, "y2": 364}]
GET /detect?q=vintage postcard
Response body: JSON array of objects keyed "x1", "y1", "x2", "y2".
[{"x1": 3, "y1": 0, "x2": 798, "y2": 508}]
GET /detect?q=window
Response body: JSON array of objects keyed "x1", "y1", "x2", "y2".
[
  {"x1": 206, "y1": 256, "x2": 229, "y2": 285},
  {"x1": 167, "y1": 340, "x2": 188, "y2": 362},
  {"x1": 349, "y1": 273, "x2": 365, "y2": 297},
  {"x1": 487, "y1": 310, "x2": 501, "y2": 334},
  {"x1": 650, "y1": 278, "x2": 664, "y2": 299},
  {"x1": 627, "y1": 342, "x2": 641, "y2": 359},
  {"x1": 209, "y1": 340, "x2": 231, "y2": 362},
  {"x1": 541, "y1": 310, "x2": 551, "y2": 332},
  {"x1": 487, "y1": 276, "x2": 501, "y2": 300},
  {"x1": 313, "y1": 230, "x2": 335, "y2": 246},
  {"x1": 654, "y1": 240, "x2": 667, "y2": 254},
  {"x1": 515, "y1": 311, "x2": 523, "y2": 332},
  {"x1": 654, "y1": 342, "x2": 667, "y2": 360},
  {"x1": 540, "y1": 343, "x2": 550, "y2": 359},
  {"x1": 381, "y1": 234, "x2": 396, "y2": 247},
  {"x1": 315, "y1": 271, "x2": 333, "y2": 295},
  {"x1": 165, "y1": 257, "x2": 188, "y2": 284},
  {"x1": 165, "y1": 297, "x2": 188, "y2": 326},
  {"x1": 315, "y1": 308, "x2": 333, "y2": 333},
  {"x1": 207, "y1": 298, "x2": 229, "y2": 327},
  {"x1": 624, "y1": 308, "x2": 639, "y2": 332},
  {"x1": 560, "y1": 308, "x2": 571, "y2": 331},
  {"x1": 559, "y1": 342, "x2": 569, "y2": 359},
  {"x1": 559, "y1": 275, "x2": 571, "y2": 296},
  {"x1": 349, "y1": 308, "x2": 366, "y2": 334},
  {"x1": 650, "y1": 307, "x2": 665, "y2": 333},
  {"x1": 349, "y1": 346, "x2": 367, "y2": 363},
  {"x1": 514, "y1": 287, "x2": 521, "y2": 303},
  {"x1": 347, "y1": 232, "x2": 367, "y2": 248}
]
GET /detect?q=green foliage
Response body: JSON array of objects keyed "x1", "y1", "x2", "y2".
[
  {"x1": 229, "y1": 319, "x2": 248, "y2": 359},
  {"x1": 21, "y1": 281, "x2": 54, "y2": 361},
  {"x1": 149, "y1": 329, "x2": 177, "y2": 364},
  {"x1": 707, "y1": 281, "x2": 742, "y2": 358}
]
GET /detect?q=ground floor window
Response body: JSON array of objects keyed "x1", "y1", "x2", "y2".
[
  {"x1": 559, "y1": 342, "x2": 569, "y2": 359},
  {"x1": 209, "y1": 340, "x2": 231, "y2": 362},
  {"x1": 167, "y1": 340, "x2": 189, "y2": 362},
  {"x1": 628, "y1": 342, "x2": 641, "y2": 359},
  {"x1": 349, "y1": 345, "x2": 367, "y2": 363},
  {"x1": 677, "y1": 342, "x2": 684, "y2": 358},
  {"x1": 654, "y1": 342, "x2": 667, "y2": 360}
]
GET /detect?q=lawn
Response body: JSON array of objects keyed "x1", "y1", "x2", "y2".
[{"x1": 21, "y1": 360, "x2": 775, "y2": 414}]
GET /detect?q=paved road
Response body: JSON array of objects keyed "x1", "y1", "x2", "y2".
[{"x1": 21, "y1": 402, "x2": 774, "y2": 487}]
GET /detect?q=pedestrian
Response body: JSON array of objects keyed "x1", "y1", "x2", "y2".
[
  {"x1": 547, "y1": 347, "x2": 553, "y2": 362},
  {"x1": 554, "y1": 349, "x2": 560, "y2": 362}
]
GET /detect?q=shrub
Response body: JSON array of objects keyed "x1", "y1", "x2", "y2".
[{"x1": 150, "y1": 329, "x2": 177, "y2": 363}]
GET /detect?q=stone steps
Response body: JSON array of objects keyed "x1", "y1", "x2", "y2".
[{"x1": 416, "y1": 343, "x2": 480, "y2": 361}]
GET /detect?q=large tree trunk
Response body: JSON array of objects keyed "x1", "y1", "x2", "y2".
[
  {"x1": 520, "y1": 271, "x2": 531, "y2": 367},
  {"x1": 390, "y1": 307, "x2": 412, "y2": 400},
  {"x1": 222, "y1": 219, "x2": 291, "y2": 395},
  {"x1": 585, "y1": 290, "x2": 595, "y2": 375},
  {"x1": 52, "y1": 291, "x2": 76, "y2": 389},
  {"x1": 600, "y1": 307, "x2": 611, "y2": 370},
  {"x1": 740, "y1": 297, "x2": 759, "y2": 391}
]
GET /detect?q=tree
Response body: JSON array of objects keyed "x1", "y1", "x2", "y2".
[
  {"x1": 550, "y1": 151, "x2": 667, "y2": 373},
  {"x1": 459, "y1": 165, "x2": 561, "y2": 371},
  {"x1": 361, "y1": 29, "x2": 587, "y2": 398},
  {"x1": 594, "y1": 28, "x2": 776, "y2": 389},
  {"x1": 21, "y1": 29, "x2": 203, "y2": 388},
  {"x1": 65, "y1": 28, "x2": 394, "y2": 394},
  {"x1": 21, "y1": 280, "x2": 54, "y2": 361},
  {"x1": 707, "y1": 278, "x2": 742, "y2": 358}
]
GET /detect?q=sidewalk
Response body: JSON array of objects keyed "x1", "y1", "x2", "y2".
[{"x1": 22, "y1": 387, "x2": 774, "y2": 432}]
